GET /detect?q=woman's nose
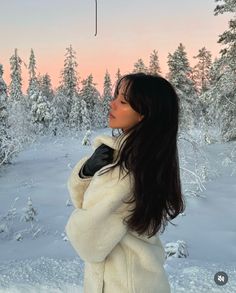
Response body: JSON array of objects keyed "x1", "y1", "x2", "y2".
[{"x1": 109, "y1": 99, "x2": 116, "y2": 109}]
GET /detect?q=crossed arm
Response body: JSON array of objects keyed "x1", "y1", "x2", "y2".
[{"x1": 65, "y1": 157, "x2": 130, "y2": 263}]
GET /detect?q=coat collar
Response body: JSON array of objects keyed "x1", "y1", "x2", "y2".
[
  {"x1": 92, "y1": 133, "x2": 129, "y2": 151},
  {"x1": 92, "y1": 133, "x2": 130, "y2": 169}
]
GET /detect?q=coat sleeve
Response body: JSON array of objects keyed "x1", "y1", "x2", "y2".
[
  {"x1": 65, "y1": 178, "x2": 131, "y2": 263},
  {"x1": 67, "y1": 156, "x2": 93, "y2": 209}
]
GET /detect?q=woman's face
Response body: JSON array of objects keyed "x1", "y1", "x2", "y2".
[{"x1": 108, "y1": 80, "x2": 144, "y2": 132}]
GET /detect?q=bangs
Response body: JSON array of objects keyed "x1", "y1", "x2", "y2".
[{"x1": 114, "y1": 76, "x2": 133, "y2": 103}]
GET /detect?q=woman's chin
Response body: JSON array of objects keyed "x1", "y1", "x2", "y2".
[{"x1": 108, "y1": 120, "x2": 117, "y2": 127}]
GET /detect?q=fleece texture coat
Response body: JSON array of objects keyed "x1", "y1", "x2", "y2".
[{"x1": 65, "y1": 134, "x2": 171, "y2": 293}]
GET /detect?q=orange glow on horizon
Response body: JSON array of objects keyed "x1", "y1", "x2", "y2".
[{"x1": 2, "y1": 43, "x2": 223, "y2": 96}]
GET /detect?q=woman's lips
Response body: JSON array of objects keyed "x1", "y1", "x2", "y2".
[{"x1": 109, "y1": 113, "x2": 115, "y2": 118}]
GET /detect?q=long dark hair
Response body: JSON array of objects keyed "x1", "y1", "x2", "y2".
[{"x1": 98, "y1": 72, "x2": 185, "y2": 238}]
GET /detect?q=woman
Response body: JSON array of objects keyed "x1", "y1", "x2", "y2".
[{"x1": 65, "y1": 73, "x2": 185, "y2": 292}]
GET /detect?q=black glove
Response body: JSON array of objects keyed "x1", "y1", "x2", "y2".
[{"x1": 82, "y1": 144, "x2": 114, "y2": 176}]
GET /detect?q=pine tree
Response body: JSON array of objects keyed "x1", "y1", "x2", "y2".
[
  {"x1": 69, "y1": 93, "x2": 92, "y2": 135},
  {"x1": 148, "y1": 50, "x2": 161, "y2": 75},
  {"x1": 52, "y1": 86, "x2": 69, "y2": 134},
  {"x1": 80, "y1": 74, "x2": 101, "y2": 129},
  {"x1": 9, "y1": 49, "x2": 23, "y2": 101},
  {"x1": 216, "y1": 65, "x2": 235, "y2": 141},
  {"x1": 167, "y1": 43, "x2": 198, "y2": 130},
  {"x1": 133, "y1": 58, "x2": 148, "y2": 73},
  {"x1": 0, "y1": 64, "x2": 12, "y2": 165},
  {"x1": 116, "y1": 68, "x2": 122, "y2": 81},
  {"x1": 0, "y1": 64, "x2": 8, "y2": 128},
  {"x1": 0, "y1": 64, "x2": 8, "y2": 104},
  {"x1": 81, "y1": 99, "x2": 91, "y2": 133},
  {"x1": 93, "y1": 92, "x2": 103, "y2": 129},
  {"x1": 27, "y1": 49, "x2": 39, "y2": 97},
  {"x1": 60, "y1": 45, "x2": 79, "y2": 122},
  {"x1": 69, "y1": 93, "x2": 83, "y2": 131},
  {"x1": 38, "y1": 73, "x2": 54, "y2": 102},
  {"x1": 211, "y1": 0, "x2": 236, "y2": 141},
  {"x1": 214, "y1": 0, "x2": 236, "y2": 70},
  {"x1": 22, "y1": 197, "x2": 37, "y2": 222},
  {"x1": 8, "y1": 49, "x2": 32, "y2": 145},
  {"x1": 102, "y1": 70, "x2": 113, "y2": 128},
  {"x1": 193, "y1": 47, "x2": 212, "y2": 94},
  {"x1": 0, "y1": 64, "x2": 7, "y2": 95},
  {"x1": 30, "y1": 92, "x2": 53, "y2": 135}
]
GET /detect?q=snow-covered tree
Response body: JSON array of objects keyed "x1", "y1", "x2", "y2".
[
  {"x1": 0, "y1": 196, "x2": 44, "y2": 241},
  {"x1": 9, "y1": 49, "x2": 23, "y2": 102},
  {"x1": 80, "y1": 99, "x2": 91, "y2": 132},
  {"x1": 207, "y1": 63, "x2": 236, "y2": 142},
  {"x1": 8, "y1": 49, "x2": 33, "y2": 146},
  {"x1": 82, "y1": 129, "x2": 92, "y2": 145},
  {"x1": 196, "y1": 58, "x2": 220, "y2": 141},
  {"x1": 38, "y1": 73, "x2": 54, "y2": 102},
  {"x1": 0, "y1": 64, "x2": 14, "y2": 165},
  {"x1": 214, "y1": 0, "x2": 236, "y2": 12},
  {"x1": 133, "y1": 58, "x2": 148, "y2": 73},
  {"x1": 214, "y1": 0, "x2": 236, "y2": 71},
  {"x1": 167, "y1": 43, "x2": 198, "y2": 130},
  {"x1": 21, "y1": 197, "x2": 37, "y2": 223},
  {"x1": 27, "y1": 49, "x2": 39, "y2": 98},
  {"x1": 60, "y1": 45, "x2": 79, "y2": 122},
  {"x1": 93, "y1": 93, "x2": 104, "y2": 129},
  {"x1": 102, "y1": 70, "x2": 113, "y2": 128},
  {"x1": 69, "y1": 93, "x2": 83, "y2": 132},
  {"x1": 0, "y1": 64, "x2": 8, "y2": 118},
  {"x1": 51, "y1": 87, "x2": 69, "y2": 134},
  {"x1": 0, "y1": 197, "x2": 18, "y2": 240},
  {"x1": 80, "y1": 74, "x2": 101, "y2": 129},
  {"x1": 69, "y1": 92, "x2": 92, "y2": 135},
  {"x1": 116, "y1": 68, "x2": 122, "y2": 81},
  {"x1": 30, "y1": 92, "x2": 53, "y2": 135},
  {"x1": 207, "y1": 0, "x2": 236, "y2": 141},
  {"x1": 148, "y1": 49, "x2": 161, "y2": 75},
  {"x1": 165, "y1": 240, "x2": 189, "y2": 259},
  {"x1": 8, "y1": 97, "x2": 35, "y2": 145},
  {"x1": 191, "y1": 47, "x2": 213, "y2": 140},
  {"x1": 192, "y1": 47, "x2": 212, "y2": 94}
]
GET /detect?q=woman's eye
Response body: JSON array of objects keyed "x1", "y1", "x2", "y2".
[{"x1": 121, "y1": 101, "x2": 127, "y2": 104}]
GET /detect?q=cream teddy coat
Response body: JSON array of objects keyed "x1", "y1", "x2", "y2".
[{"x1": 65, "y1": 134, "x2": 171, "y2": 293}]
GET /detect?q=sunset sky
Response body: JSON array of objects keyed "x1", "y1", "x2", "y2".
[{"x1": 0, "y1": 0, "x2": 231, "y2": 94}]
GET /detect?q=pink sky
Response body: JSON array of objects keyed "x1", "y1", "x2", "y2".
[{"x1": 0, "y1": 0, "x2": 231, "y2": 94}]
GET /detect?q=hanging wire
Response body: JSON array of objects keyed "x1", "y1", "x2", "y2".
[{"x1": 94, "y1": 0, "x2": 97, "y2": 36}]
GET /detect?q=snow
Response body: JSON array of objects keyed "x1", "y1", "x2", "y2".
[
  {"x1": 0, "y1": 128, "x2": 236, "y2": 292},
  {"x1": 0, "y1": 257, "x2": 84, "y2": 293}
]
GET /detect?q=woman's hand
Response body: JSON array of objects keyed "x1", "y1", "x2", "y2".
[{"x1": 82, "y1": 144, "x2": 114, "y2": 176}]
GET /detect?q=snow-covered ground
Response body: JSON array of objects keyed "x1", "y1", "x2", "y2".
[{"x1": 0, "y1": 128, "x2": 235, "y2": 292}]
